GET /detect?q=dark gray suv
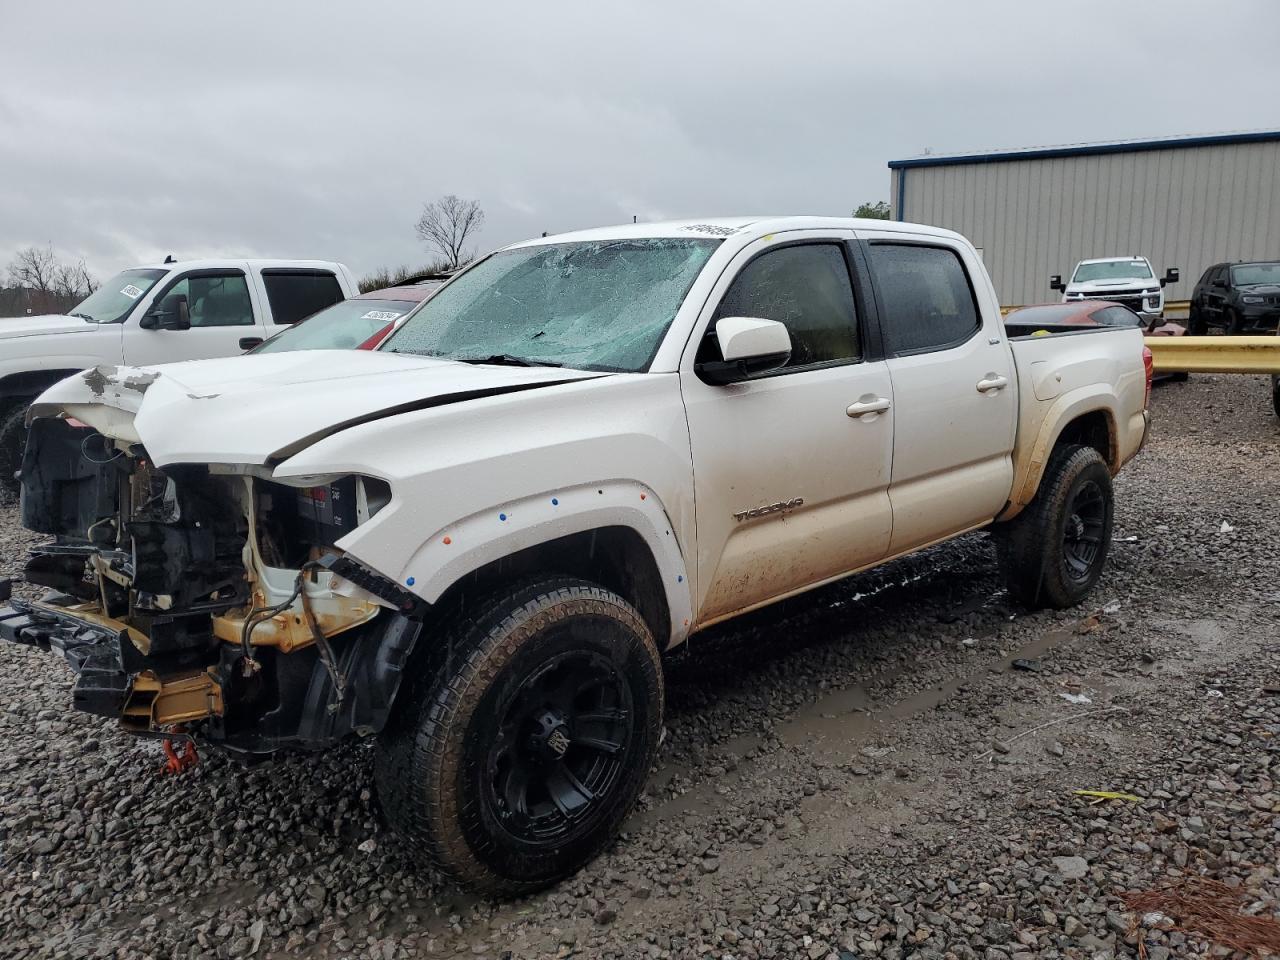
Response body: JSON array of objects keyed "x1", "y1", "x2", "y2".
[{"x1": 1189, "y1": 261, "x2": 1280, "y2": 335}]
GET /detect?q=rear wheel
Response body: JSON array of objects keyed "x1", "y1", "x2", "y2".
[
  {"x1": 0, "y1": 401, "x2": 29, "y2": 501},
  {"x1": 997, "y1": 444, "x2": 1114, "y2": 609},
  {"x1": 375, "y1": 578, "x2": 663, "y2": 896}
]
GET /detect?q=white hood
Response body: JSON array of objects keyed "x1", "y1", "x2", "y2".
[
  {"x1": 0, "y1": 314, "x2": 98, "y2": 339},
  {"x1": 29, "y1": 350, "x2": 605, "y2": 467}
]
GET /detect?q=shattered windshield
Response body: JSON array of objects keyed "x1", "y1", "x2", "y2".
[
  {"x1": 380, "y1": 238, "x2": 720, "y2": 372},
  {"x1": 71, "y1": 268, "x2": 168, "y2": 323}
]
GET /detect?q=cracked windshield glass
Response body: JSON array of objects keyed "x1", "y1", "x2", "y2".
[{"x1": 380, "y1": 237, "x2": 720, "y2": 371}]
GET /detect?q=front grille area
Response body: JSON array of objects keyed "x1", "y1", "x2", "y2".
[{"x1": 1080, "y1": 291, "x2": 1148, "y2": 311}]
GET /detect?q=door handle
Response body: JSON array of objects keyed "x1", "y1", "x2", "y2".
[
  {"x1": 976, "y1": 375, "x2": 1009, "y2": 393},
  {"x1": 239, "y1": 337, "x2": 264, "y2": 350},
  {"x1": 846, "y1": 397, "x2": 891, "y2": 419}
]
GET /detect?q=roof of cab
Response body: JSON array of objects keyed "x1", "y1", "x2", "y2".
[
  {"x1": 504, "y1": 216, "x2": 966, "y2": 250},
  {"x1": 129, "y1": 258, "x2": 344, "y2": 271}
]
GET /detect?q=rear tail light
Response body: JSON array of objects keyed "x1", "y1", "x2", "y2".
[{"x1": 1142, "y1": 345, "x2": 1154, "y2": 409}]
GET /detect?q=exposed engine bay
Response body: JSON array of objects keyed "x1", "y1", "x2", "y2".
[{"x1": 4, "y1": 416, "x2": 422, "y2": 757}]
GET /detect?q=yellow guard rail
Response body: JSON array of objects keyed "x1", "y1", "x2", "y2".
[{"x1": 1147, "y1": 336, "x2": 1280, "y2": 374}]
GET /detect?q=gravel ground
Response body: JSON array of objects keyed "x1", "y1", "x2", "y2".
[{"x1": 2, "y1": 373, "x2": 1279, "y2": 960}]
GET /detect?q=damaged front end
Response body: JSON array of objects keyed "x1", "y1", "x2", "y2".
[{"x1": 0, "y1": 414, "x2": 423, "y2": 758}]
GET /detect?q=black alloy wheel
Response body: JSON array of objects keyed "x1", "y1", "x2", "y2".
[
  {"x1": 486, "y1": 648, "x2": 634, "y2": 846},
  {"x1": 1061, "y1": 479, "x2": 1107, "y2": 584}
]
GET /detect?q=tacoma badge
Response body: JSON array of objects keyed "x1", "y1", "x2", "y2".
[{"x1": 733, "y1": 497, "x2": 804, "y2": 522}]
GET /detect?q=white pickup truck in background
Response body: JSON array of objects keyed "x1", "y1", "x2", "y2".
[
  {"x1": 1050, "y1": 256, "x2": 1179, "y2": 318},
  {"x1": 1, "y1": 217, "x2": 1150, "y2": 895},
  {"x1": 0, "y1": 258, "x2": 358, "y2": 493}
]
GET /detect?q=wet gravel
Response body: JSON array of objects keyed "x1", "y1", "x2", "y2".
[{"x1": 2, "y1": 373, "x2": 1279, "y2": 960}]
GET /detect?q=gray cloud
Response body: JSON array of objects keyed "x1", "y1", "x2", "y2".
[{"x1": 2, "y1": 0, "x2": 1277, "y2": 282}]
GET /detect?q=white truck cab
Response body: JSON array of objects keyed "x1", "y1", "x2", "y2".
[
  {"x1": 1050, "y1": 256, "x2": 1179, "y2": 318},
  {"x1": 0, "y1": 258, "x2": 357, "y2": 492}
]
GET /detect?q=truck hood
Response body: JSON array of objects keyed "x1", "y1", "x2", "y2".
[
  {"x1": 1065, "y1": 279, "x2": 1159, "y2": 295},
  {"x1": 0, "y1": 314, "x2": 96, "y2": 339},
  {"x1": 1237, "y1": 283, "x2": 1280, "y2": 296},
  {"x1": 29, "y1": 350, "x2": 606, "y2": 467}
]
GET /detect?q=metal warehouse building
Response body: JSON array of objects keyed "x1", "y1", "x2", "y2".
[{"x1": 888, "y1": 130, "x2": 1280, "y2": 310}]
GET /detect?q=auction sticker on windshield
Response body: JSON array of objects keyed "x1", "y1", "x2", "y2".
[
  {"x1": 120, "y1": 284, "x2": 144, "y2": 299},
  {"x1": 361, "y1": 310, "x2": 403, "y2": 322}
]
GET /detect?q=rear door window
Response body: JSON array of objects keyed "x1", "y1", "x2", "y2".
[
  {"x1": 262, "y1": 270, "x2": 344, "y2": 325},
  {"x1": 865, "y1": 244, "x2": 980, "y2": 356}
]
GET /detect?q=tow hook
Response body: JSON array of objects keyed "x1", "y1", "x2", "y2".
[{"x1": 161, "y1": 727, "x2": 199, "y2": 775}]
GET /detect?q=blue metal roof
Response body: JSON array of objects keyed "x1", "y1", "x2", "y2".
[{"x1": 888, "y1": 129, "x2": 1280, "y2": 170}]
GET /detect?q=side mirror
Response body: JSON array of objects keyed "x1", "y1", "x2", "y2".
[
  {"x1": 1161, "y1": 267, "x2": 1180, "y2": 288},
  {"x1": 141, "y1": 294, "x2": 190, "y2": 331},
  {"x1": 1049, "y1": 275, "x2": 1065, "y2": 292},
  {"x1": 696, "y1": 317, "x2": 791, "y2": 385},
  {"x1": 1211, "y1": 277, "x2": 1226, "y2": 289}
]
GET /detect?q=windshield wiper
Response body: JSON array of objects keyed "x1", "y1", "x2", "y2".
[
  {"x1": 456, "y1": 354, "x2": 562, "y2": 368},
  {"x1": 73, "y1": 313, "x2": 96, "y2": 322}
]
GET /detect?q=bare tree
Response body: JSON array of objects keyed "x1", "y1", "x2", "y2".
[
  {"x1": 61, "y1": 259, "x2": 97, "y2": 297},
  {"x1": 414, "y1": 195, "x2": 485, "y2": 270},
  {"x1": 5, "y1": 246, "x2": 97, "y2": 315},
  {"x1": 7, "y1": 245, "x2": 61, "y2": 309}
]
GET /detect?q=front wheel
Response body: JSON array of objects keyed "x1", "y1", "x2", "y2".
[
  {"x1": 1186, "y1": 306, "x2": 1207, "y2": 336},
  {"x1": 997, "y1": 444, "x2": 1114, "y2": 609},
  {"x1": 1272, "y1": 377, "x2": 1280, "y2": 419},
  {"x1": 375, "y1": 578, "x2": 664, "y2": 896},
  {"x1": 0, "y1": 402, "x2": 29, "y2": 501},
  {"x1": 1226, "y1": 308, "x2": 1245, "y2": 336}
]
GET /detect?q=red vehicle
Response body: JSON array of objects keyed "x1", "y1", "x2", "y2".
[
  {"x1": 1005, "y1": 301, "x2": 1187, "y2": 381},
  {"x1": 252, "y1": 276, "x2": 445, "y2": 354}
]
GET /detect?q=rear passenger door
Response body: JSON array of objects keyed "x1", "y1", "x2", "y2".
[
  {"x1": 682, "y1": 231, "x2": 895, "y2": 624},
  {"x1": 859, "y1": 234, "x2": 1017, "y2": 554},
  {"x1": 256, "y1": 269, "x2": 346, "y2": 327}
]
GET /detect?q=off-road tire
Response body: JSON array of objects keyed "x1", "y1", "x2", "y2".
[
  {"x1": 374, "y1": 578, "x2": 664, "y2": 897},
  {"x1": 997, "y1": 444, "x2": 1114, "y2": 609},
  {"x1": 0, "y1": 401, "x2": 28, "y2": 501}
]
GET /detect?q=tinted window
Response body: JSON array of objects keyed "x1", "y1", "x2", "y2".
[
  {"x1": 866, "y1": 244, "x2": 980, "y2": 355},
  {"x1": 161, "y1": 272, "x2": 254, "y2": 327},
  {"x1": 711, "y1": 243, "x2": 858, "y2": 368},
  {"x1": 263, "y1": 271, "x2": 344, "y2": 325},
  {"x1": 1092, "y1": 306, "x2": 1141, "y2": 328}
]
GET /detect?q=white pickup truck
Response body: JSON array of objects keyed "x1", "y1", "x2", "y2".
[
  {"x1": 0, "y1": 218, "x2": 1150, "y2": 894},
  {"x1": 0, "y1": 258, "x2": 358, "y2": 493},
  {"x1": 1050, "y1": 255, "x2": 1180, "y2": 319}
]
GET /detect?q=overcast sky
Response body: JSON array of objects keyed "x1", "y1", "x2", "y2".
[{"x1": 2, "y1": 0, "x2": 1278, "y2": 282}]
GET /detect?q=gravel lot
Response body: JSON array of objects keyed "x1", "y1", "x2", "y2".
[{"x1": 2, "y1": 373, "x2": 1279, "y2": 960}]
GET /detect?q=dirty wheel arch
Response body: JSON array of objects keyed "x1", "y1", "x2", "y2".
[{"x1": 997, "y1": 443, "x2": 1114, "y2": 609}]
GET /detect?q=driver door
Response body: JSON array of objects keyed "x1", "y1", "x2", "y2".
[
  {"x1": 680, "y1": 231, "x2": 894, "y2": 626},
  {"x1": 124, "y1": 266, "x2": 267, "y2": 366}
]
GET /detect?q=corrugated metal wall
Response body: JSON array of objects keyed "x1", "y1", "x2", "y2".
[{"x1": 890, "y1": 139, "x2": 1280, "y2": 307}]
